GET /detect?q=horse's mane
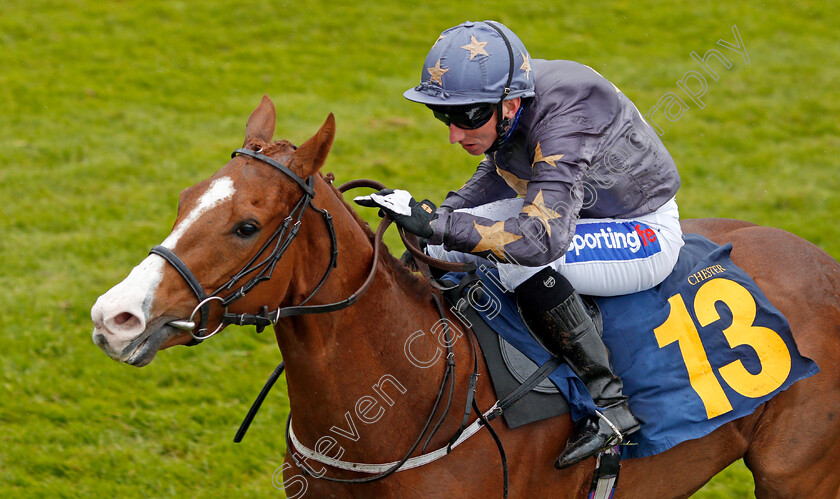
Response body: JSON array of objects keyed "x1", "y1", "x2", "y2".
[
  {"x1": 257, "y1": 140, "x2": 433, "y2": 300},
  {"x1": 319, "y1": 172, "x2": 434, "y2": 301}
]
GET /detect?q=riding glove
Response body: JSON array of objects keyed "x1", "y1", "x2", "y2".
[{"x1": 354, "y1": 189, "x2": 437, "y2": 239}]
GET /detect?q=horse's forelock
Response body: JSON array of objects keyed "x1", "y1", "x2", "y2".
[
  {"x1": 264, "y1": 139, "x2": 297, "y2": 155},
  {"x1": 239, "y1": 138, "x2": 296, "y2": 156}
]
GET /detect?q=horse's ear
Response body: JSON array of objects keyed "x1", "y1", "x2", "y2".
[
  {"x1": 292, "y1": 113, "x2": 335, "y2": 177},
  {"x1": 244, "y1": 95, "x2": 276, "y2": 145}
]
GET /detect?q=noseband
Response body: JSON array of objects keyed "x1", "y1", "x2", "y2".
[
  {"x1": 151, "y1": 147, "x2": 373, "y2": 345},
  {"x1": 149, "y1": 147, "x2": 505, "y2": 491}
]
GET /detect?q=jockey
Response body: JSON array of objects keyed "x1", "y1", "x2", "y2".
[{"x1": 356, "y1": 20, "x2": 683, "y2": 469}]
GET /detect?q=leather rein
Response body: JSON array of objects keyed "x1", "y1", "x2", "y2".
[
  {"x1": 152, "y1": 148, "x2": 496, "y2": 490},
  {"x1": 151, "y1": 148, "x2": 410, "y2": 344}
]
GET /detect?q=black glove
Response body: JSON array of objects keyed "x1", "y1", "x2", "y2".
[{"x1": 354, "y1": 189, "x2": 437, "y2": 239}]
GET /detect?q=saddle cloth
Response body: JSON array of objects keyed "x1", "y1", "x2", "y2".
[{"x1": 444, "y1": 234, "x2": 819, "y2": 459}]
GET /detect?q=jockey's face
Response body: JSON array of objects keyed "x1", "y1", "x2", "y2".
[{"x1": 448, "y1": 98, "x2": 520, "y2": 155}]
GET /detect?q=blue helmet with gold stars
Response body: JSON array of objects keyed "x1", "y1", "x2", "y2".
[{"x1": 403, "y1": 20, "x2": 535, "y2": 106}]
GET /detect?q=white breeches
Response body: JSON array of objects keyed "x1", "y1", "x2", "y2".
[{"x1": 427, "y1": 197, "x2": 684, "y2": 296}]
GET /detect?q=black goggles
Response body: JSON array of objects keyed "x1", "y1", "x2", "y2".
[{"x1": 426, "y1": 103, "x2": 496, "y2": 130}]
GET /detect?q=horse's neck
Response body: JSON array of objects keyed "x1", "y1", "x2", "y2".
[{"x1": 275, "y1": 177, "x2": 448, "y2": 452}]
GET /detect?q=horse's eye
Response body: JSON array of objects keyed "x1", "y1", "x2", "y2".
[{"x1": 235, "y1": 223, "x2": 260, "y2": 238}]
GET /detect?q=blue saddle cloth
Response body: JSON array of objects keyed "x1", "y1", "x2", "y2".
[{"x1": 448, "y1": 234, "x2": 819, "y2": 459}]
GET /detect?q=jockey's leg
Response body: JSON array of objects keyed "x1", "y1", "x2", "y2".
[
  {"x1": 425, "y1": 198, "x2": 524, "y2": 269},
  {"x1": 428, "y1": 199, "x2": 683, "y2": 468},
  {"x1": 553, "y1": 198, "x2": 684, "y2": 296},
  {"x1": 514, "y1": 267, "x2": 639, "y2": 469},
  {"x1": 505, "y1": 198, "x2": 683, "y2": 468},
  {"x1": 499, "y1": 197, "x2": 684, "y2": 295}
]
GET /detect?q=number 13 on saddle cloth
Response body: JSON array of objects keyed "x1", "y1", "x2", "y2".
[{"x1": 456, "y1": 234, "x2": 819, "y2": 459}]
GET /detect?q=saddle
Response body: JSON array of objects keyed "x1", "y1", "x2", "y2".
[
  {"x1": 437, "y1": 234, "x2": 819, "y2": 460},
  {"x1": 442, "y1": 277, "x2": 570, "y2": 429}
]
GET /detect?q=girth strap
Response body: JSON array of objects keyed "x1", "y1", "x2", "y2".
[{"x1": 589, "y1": 446, "x2": 622, "y2": 499}]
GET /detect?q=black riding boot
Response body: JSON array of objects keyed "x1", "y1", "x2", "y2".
[{"x1": 515, "y1": 268, "x2": 640, "y2": 470}]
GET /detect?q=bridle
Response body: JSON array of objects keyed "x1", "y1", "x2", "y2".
[
  {"x1": 150, "y1": 145, "x2": 500, "y2": 491},
  {"x1": 150, "y1": 147, "x2": 378, "y2": 345}
]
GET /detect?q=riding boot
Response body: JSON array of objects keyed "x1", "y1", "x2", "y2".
[{"x1": 514, "y1": 268, "x2": 640, "y2": 470}]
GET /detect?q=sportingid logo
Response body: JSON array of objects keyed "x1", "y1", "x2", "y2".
[{"x1": 566, "y1": 221, "x2": 662, "y2": 263}]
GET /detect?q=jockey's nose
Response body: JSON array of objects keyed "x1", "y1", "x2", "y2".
[{"x1": 449, "y1": 124, "x2": 466, "y2": 144}]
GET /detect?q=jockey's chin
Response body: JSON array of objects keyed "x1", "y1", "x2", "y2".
[{"x1": 460, "y1": 142, "x2": 491, "y2": 155}]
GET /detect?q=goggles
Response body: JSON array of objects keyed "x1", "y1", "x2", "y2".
[{"x1": 427, "y1": 103, "x2": 496, "y2": 130}]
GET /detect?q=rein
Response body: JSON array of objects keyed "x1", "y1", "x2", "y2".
[
  {"x1": 152, "y1": 148, "x2": 373, "y2": 343},
  {"x1": 153, "y1": 149, "x2": 509, "y2": 494}
]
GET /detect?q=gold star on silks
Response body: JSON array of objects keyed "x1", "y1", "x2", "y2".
[
  {"x1": 471, "y1": 221, "x2": 523, "y2": 260},
  {"x1": 522, "y1": 189, "x2": 563, "y2": 235},
  {"x1": 460, "y1": 35, "x2": 489, "y2": 60},
  {"x1": 427, "y1": 59, "x2": 449, "y2": 86},
  {"x1": 532, "y1": 142, "x2": 565, "y2": 168},
  {"x1": 496, "y1": 167, "x2": 529, "y2": 197},
  {"x1": 519, "y1": 51, "x2": 532, "y2": 78}
]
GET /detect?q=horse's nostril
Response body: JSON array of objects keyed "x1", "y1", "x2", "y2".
[{"x1": 113, "y1": 312, "x2": 141, "y2": 330}]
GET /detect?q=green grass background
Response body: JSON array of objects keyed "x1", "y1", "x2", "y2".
[{"x1": 1, "y1": 1, "x2": 838, "y2": 497}]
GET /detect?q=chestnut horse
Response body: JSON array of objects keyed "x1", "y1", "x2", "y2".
[{"x1": 92, "y1": 96, "x2": 840, "y2": 498}]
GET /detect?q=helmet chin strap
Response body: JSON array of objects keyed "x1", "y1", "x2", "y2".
[
  {"x1": 486, "y1": 103, "x2": 522, "y2": 154},
  {"x1": 484, "y1": 21, "x2": 516, "y2": 154}
]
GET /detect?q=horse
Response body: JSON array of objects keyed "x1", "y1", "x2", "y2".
[{"x1": 91, "y1": 95, "x2": 840, "y2": 498}]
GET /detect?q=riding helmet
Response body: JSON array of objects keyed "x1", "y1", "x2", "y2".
[{"x1": 403, "y1": 20, "x2": 535, "y2": 106}]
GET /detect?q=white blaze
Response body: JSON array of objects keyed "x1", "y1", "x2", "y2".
[
  {"x1": 92, "y1": 177, "x2": 236, "y2": 358},
  {"x1": 163, "y1": 177, "x2": 236, "y2": 249}
]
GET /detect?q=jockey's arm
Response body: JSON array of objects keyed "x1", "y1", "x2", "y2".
[
  {"x1": 430, "y1": 120, "x2": 597, "y2": 266},
  {"x1": 430, "y1": 166, "x2": 581, "y2": 266},
  {"x1": 439, "y1": 156, "x2": 517, "y2": 212}
]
